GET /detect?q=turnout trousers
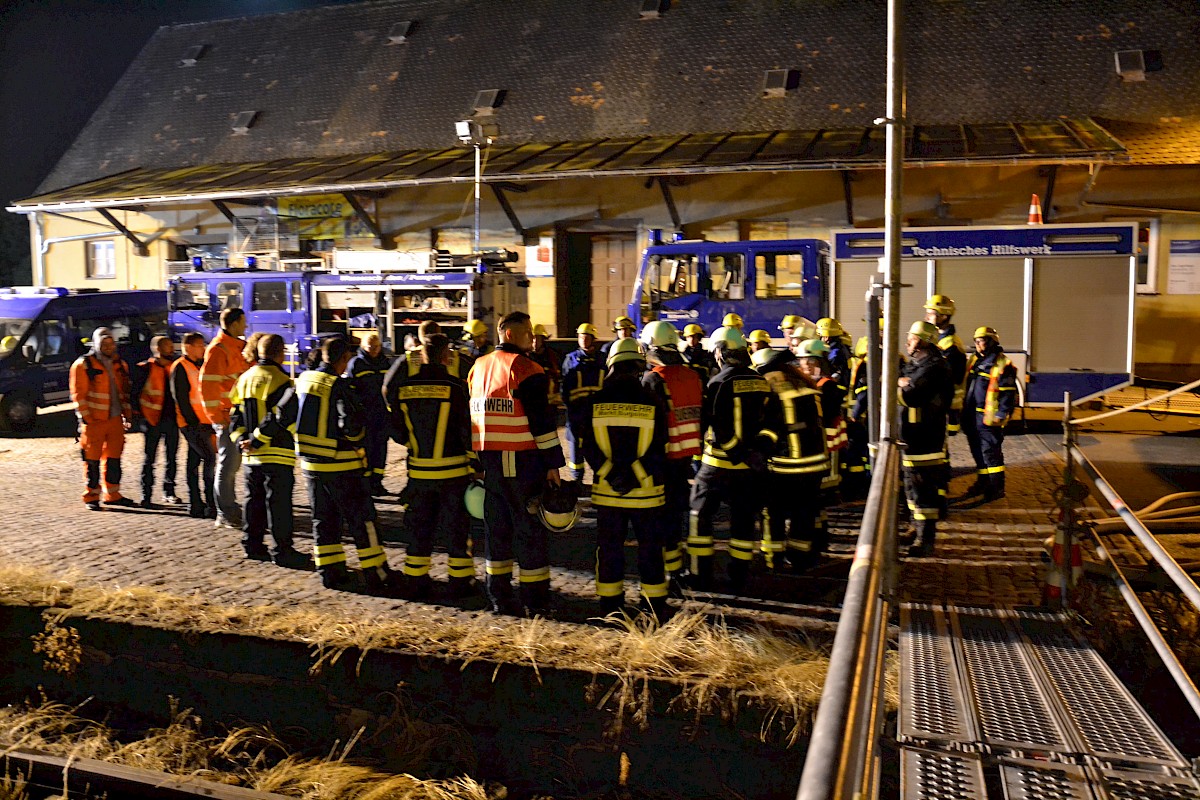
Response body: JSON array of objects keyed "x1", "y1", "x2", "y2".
[
  {"x1": 961, "y1": 411, "x2": 1006, "y2": 495},
  {"x1": 595, "y1": 505, "x2": 668, "y2": 615},
  {"x1": 763, "y1": 472, "x2": 825, "y2": 572},
  {"x1": 903, "y1": 451, "x2": 947, "y2": 527},
  {"x1": 180, "y1": 425, "x2": 216, "y2": 515},
  {"x1": 661, "y1": 459, "x2": 693, "y2": 575},
  {"x1": 141, "y1": 422, "x2": 178, "y2": 502},
  {"x1": 80, "y1": 417, "x2": 126, "y2": 503},
  {"x1": 242, "y1": 463, "x2": 295, "y2": 554},
  {"x1": 305, "y1": 470, "x2": 389, "y2": 579},
  {"x1": 363, "y1": 422, "x2": 390, "y2": 487},
  {"x1": 402, "y1": 476, "x2": 474, "y2": 588},
  {"x1": 564, "y1": 414, "x2": 589, "y2": 481},
  {"x1": 688, "y1": 463, "x2": 764, "y2": 591},
  {"x1": 480, "y1": 450, "x2": 551, "y2": 611}
]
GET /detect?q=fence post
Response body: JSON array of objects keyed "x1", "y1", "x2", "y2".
[{"x1": 1055, "y1": 391, "x2": 1075, "y2": 608}]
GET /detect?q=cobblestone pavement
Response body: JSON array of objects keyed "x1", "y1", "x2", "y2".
[{"x1": 0, "y1": 408, "x2": 1065, "y2": 632}]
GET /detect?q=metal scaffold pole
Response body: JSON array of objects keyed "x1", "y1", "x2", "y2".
[{"x1": 878, "y1": 0, "x2": 905, "y2": 443}]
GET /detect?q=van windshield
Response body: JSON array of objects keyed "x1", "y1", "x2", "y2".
[{"x1": 0, "y1": 318, "x2": 32, "y2": 345}]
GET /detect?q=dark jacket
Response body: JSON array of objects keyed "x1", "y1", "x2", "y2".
[
  {"x1": 582, "y1": 370, "x2": 669, "y2": 508},
  {"x1": 345, "y1": 348, "x2": 393, "y2": 422},
  {"x1": 899, "y1": 347, "x2": 953, "y2": 456},
  {"x1": 699, "y1": 363, "x2": 781, "y2": 471},
  {"x1": 561, "y1": 346, "x2": 605, "y2": 417},
  {"x1": 291, "y1": 364, "x2": 367, "y2": 473},
  {"x1": 390, "y1": 362, "x2": 477, "y2": 481}
]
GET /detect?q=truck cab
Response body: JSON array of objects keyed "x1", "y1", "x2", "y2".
[
  {"x1": 0, "y1": 287, "x2": 167, "y2": 430},
  {"x1": 629, "y1": 237, "x2": 828, "y2": 339}
]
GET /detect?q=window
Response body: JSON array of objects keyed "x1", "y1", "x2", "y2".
[
  {"x1": 291, "y1": 281, "x2": 303, "y2": 311},
  {"x1": 86, "y1": 241, "x2": 116, "y2": 279},
  {"x1": 76, "y1": 316, "x2": 132, "y2": 345},
  {"x1": 217, "y1": 282, "x2": 243, "y2": 310},
  {"x1": 171, "y1": 281, "x2": 209, "y2": 310},
  {"x1": 706, "y1": 253, "x2": 745, "y2": 300},
  {"x1": 642, "y1": 254, "x2": 698, "y2": 311},
  {"x1": 755, "y1": 252, "x2": 806, "y2": 298},
  {"x1": 253, "y1": 281, "x2": 288, "y2": 311},
  {"x1": 26, "y1": 320, "x2": 70, "y2": 359}
]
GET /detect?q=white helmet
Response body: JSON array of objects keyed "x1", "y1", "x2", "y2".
[{"x1": 639, "y1": 320, "x2": 680, "y2": 348}]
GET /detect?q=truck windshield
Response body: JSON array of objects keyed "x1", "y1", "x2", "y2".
[{"x1": 644, "y1": 254, "x2": 698, "y2": 303}]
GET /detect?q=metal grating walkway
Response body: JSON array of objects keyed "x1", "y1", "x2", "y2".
[{"x1": 899, "y1": 604, "x2": 1200, "y2": 800}]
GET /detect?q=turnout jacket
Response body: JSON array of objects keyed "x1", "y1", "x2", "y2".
[
  {"x1": 965, "y1": 345, "x2": 1018, "y2": 427},
  {"x1": 199, "y1": 330, "x2": 250, "y2": 426},
  {"x1": 582, "y1": 372, "x2": 670, "y2": 509},
  {"x1": 467, "y1": 344, "x2": 565, "y2": 471},
  {"x1": 899, "y1": 347, "x2": 953, "y2": 459},
  {"x1": 230, "y1": 359, "x2": 296, "y2": 466},
  {"x1": 757, "y1": 359, "x2": 829, "y2": 477},
  {"x1": 70, "y1": 350, "x2": 132, "y2": 425},
  {"x1": 390, "y1": 362, "x2": 478, "y2": 481},
  {"x1": 816, "y1": 377, "x2": 849, "y2": 451},
  {"x1": 345, "y1": 348, "x2": 393, "y2": 422},
  {"x1": 699, "y1": 363, "x2": 781, "y2": 470},
  {"x1": 290, "y1": 364, "x2": 367, "y2": 473},
  {"x1": 682, "y1": 344, "x2": 716, "y2": 383},
  {"x1": 560, "y1": 346, "x2": 605, "y2": 416},
  {"x1": 936, "y1": 323, "x2": 968, "y2": 411},
  {"x1": 169, "y1": 356, "x2": 209, "y2": 428},
  {"x1": 135, "y1": 357, "x2": 175, "y2": 428},
  {"x1": 641, "y1": 348, "x2": 704, "y2": 460},
  {"x1": 826, "y1": 340, "x2": 852, "y2": 391}
]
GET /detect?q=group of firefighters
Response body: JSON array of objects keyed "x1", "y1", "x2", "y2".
[{"x1": 66, "y1": 293, "x2": 1016, "y2": 618}]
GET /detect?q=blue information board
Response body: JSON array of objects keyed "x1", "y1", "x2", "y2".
[{"x1": 833, "y1": 224, "x2": 1136, "y2": 261}]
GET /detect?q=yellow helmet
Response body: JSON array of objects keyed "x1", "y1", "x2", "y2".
[
  {"x1": 682, "y1": 323, "x2": 704, "y2": 337},
  {"x1": 721, "y1": 312, "x2": 744, "y2": 330},
  {"x1": 606, "y1": 337, "x2": 645, "y2": 367},
  {"x1": 815, "y1": 317, "x2": 844, "y2": 338},
  {"x1": 576, "y1": 323, "x2": 598, "y2": 337},
  {"x1": 924, "y1": 294, "x2": 955, "y2": 316},
  {"x1": 612, "y1": 315, "x2": 636, "y2": 332},
  {"x1": 854, "y1": 336, "x2": 869, "y2": 358},
  {"x1": 779, "y1": 314, "x2": 802, "y2": 331},
  {"x1": 973, "y1": 326, "x2": 999, "y2": 341},
  {"x1": 908, "y1": 321, "x2": 938, "y2": 343},
  {"x1": 747, "y1": 329, "x2": 772, "y2": 344},
  {"x1": 532, "y1": 323, "x2": 549, "y2": 337},
  {"x1": 0, "y1": 336, "x2": 16, "y2": 352},
  {"x1": 463, "y1": 319, "x2": 488, "y2": 338}
]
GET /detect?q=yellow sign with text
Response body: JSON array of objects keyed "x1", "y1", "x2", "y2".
[{"x1": 277, "y1": 194, "x2": 374, "y2": 240}]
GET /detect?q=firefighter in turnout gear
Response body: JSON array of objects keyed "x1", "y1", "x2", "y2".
[
  {"x1": 561, "y1": 323, "x2": 605, "y2": 481},
  {"x1": 388, "y1": 334, "x2": 479, "y2": 599},
  {"x1": 753, "y1": 347, "x2": 830, "y2": 571},
  {"x1": 528, "y1": 323, "x2": 563, "y2": 405},
  {"x1": 468, "y1": 311, "x2": 566, "y2": 615},
  {"x1": 924, "y1": 295, "x2": 968, "y2": 436},
  {"x1": 815, "y1": 318, "x2": 851, "y2": 390},
  {"x1": 841, "y1": 335, "x2": 871, "y2": 501},
  {"x1": 229, "y1": 335, "x2": 311, "y2": 569},
  {"x1": 681, "y1": 323, "x2": 716, "y2": 383},
  {"x1": 794, "y1": 339, "x2": 846, "y2": 554},
  {"x1": 600, "y1": 315, "x2": 638, "y2": 359},
  {"x1": 960, "y1": 326, "x2": 1018, "y2": 503},
  {"x1": 135, "y1": 335, "x2": 181, "y2": 508},
  {"x1": 899, "y1": 321, "x2": 954, "y2": 557},
  {"x1": 582, "y1": 338, "x2": 671, "y2": 619},
  {"x1": 171, "y1": 333, "x2": 217, "y2": 519},
  {"x1": 293, "y1": 336, "x2": 403, "y2": 595},
  {"x1": 345, "y1": 333, "x2": 394, "y2": 496},
  {"x1": 70, "y1": 327, "x2": 135, "y2": 509},
  {"x1": 462, "y1": 319, "x2": 494, "y2": 360},
  {"x1": 687, "y1": 326, "x2": 780, "y2": 592},
  {"x1": 640, "y1": 321, "x2": 704, "y2": 581}
]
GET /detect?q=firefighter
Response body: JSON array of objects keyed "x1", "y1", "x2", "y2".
[
  {"x1": 228, "y1": 335, "x2": 310, "y2": 568},
  {"x1": 747, "y1": 329, "x2": 773, "y2": 353},
  {"x1": 346, "y1": 333, "x2": 394, "y2": 496},
  {"x1": 385, "y1": 321, "x2": 469, "y2": 405},
  {"x1": 70, "y1": 327, "x2": 135, "y2": 510},
  {"x1": 841, "y1": 335, "x2": 872, "y2": 501},
  {"x1": 640, "y1": 321, "x2": 704, "y2": 581},
  {"x1": 528, "y1": 323, "x2": 563, "y2": 405},
  {"x1": 600, "y1": 315, "x2": 638, "y2": 358},
  {"x1": 960, "y1": 326, "x2": 1018, "y2": 503},
  {"x1": 899, "y1": 321, "x2": 953, "y2": 556},
  {"x1": 752, "y1": 347, "x2": 829, "y2": 571},
  {"x1": 779, "y1": 315, "x2": 802, "y2": 344},
  {"x1": 794, "y1": 339, "x2": 847, "y2": 543},
  {"x1": 135, "y1": 335, "x2": 181, "y2": 508},
  {"x1": 560, "y1": 323, "x2": 605, "y2": 482},
  {"x1": 687, "y1": 326, "x2": 779, "y2": 593},
  {"x1": 462, "y1": 319, "x2": 494, "y2": 359},
  {"x1": 815, "y1": 318, "x2": 851, "y2": 389},
  {"x1": 295, "y1": 336, "x2": 403, "y2": 595},
  {"x1": 468, "y1": 311, "x2": 566, "y2": 615},
  {"x1": 389, "y1": 333, "x2": 478, "y2": 599},
  {"x1": 924, "y1": 295, "x2": 968, "y2": 436},
  {"x1": 681, "y1": 323, "x2": 716, "y2": 382},
  {"x1": 200, "y1": 307, "x2": 250, "y2": 530},
  {"x1": 170, "y1": 332, "x2": 217, "y2": 519},
  {"x1": 721, "y1": 312, "x2": 744, "y2": 331},
  {"x1": 583, "y1": 338, "x2": 671, "y2": 619}
]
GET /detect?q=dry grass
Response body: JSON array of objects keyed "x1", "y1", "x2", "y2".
[
  {"x1": 0, "y1": 564, "x2": 873, "y2": 743},
  {"x1": 0, "y1": 699, "x2": 488, "y2": 800}
]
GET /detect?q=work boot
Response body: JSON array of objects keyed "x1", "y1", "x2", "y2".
[
  {"x1": 639, "y1": 596, "x2": 672, "y2": 625},
  {"x1": 369, "y1": 478, "x2": 388, "y2": 497},
  {"x1": 163, "y1": 494, "x2": 184, "y2": 506},
  {"x1": 400, "y1": 574, "x2": 432, "y2": 601},
  {"x1": 189, "y1": 504, "x2": 206, "y2": 518},
  {"x1": 85, "y1": 501, "x2": 102, "y2": 512},
  {"x1": 364, "y1": 567, "x2": 405, "y2": 598},
  {"x1": 599, "y1": 595, "x2": 625, "y2": 618},
  {"x1": 140, "y1": 497, "x2": 156, "y2": 509},
  {"x1": 982, "y1": 473, "x2": 1006, "y2": 503},
  {"x1": 273, "y1": 548, "x2": 313, "y2": 570},
  {"x1": 243, "y1": 542, "x2": 272, "y2": 561},
  {"x1": 907, "y1": 521, "x2": 937, "y2": 558},
  {"x1": 104, "y1": 497, "x2": 137, "y2": 508},
  {"x1": 727, "y1": 559, "x2": 751, "y2": 595},
  {"x1": 321, "y1": 565, "x2": 355, "y2": 591},
  {"x1": 446, "y1": 578, "x2": 478, "y2": 600},
  {"x1": 520, "y1": 581, "x2": 552, "y2": 616}
]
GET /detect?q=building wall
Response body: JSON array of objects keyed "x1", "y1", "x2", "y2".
[{"x1": 27, "y1": 166, "x2": 1200, "y2": 377}]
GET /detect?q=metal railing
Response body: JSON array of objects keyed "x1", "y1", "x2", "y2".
[{"x1": 796, "y1": 440, "x2": 900, "y2": 800}]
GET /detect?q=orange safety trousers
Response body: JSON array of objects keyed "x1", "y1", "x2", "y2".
[{"x1": 80, "y1": 416, "x2": 126, "y2": 502}]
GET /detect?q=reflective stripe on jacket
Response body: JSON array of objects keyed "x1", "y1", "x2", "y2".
[
  {"x1": 230, "y1": 360, "x2": 296, "y2": 466},
  {"x1": 170, "y1": 357, "x2": 210, "y2": 428},
  {"x1": 294, "y1": 366, "x2": 366, "y2": 473},
  {"x1": 967, "y1": 350, "x2": 1018, "y2": 427},
  {"x1": 645, "y1": 363, "x2": 703, "y2": 459},
  {"x1": 137, "y1": 358, "x2": 173, "y2": 428},
  {"x1": 762, "y1": 372, "x2": 829, "y2": 476},
  {"x1": 816, "y1": 377, "x2": 848, "y2": 451},
  {"x1": 583, "y1": 375, "x2": 669, "y2": 509},
  {"x1": 199, "y1": 331, "x2": 250, "y2": 425},
  {"x1": 392, "y1": 363, "x2": 477, "y2": 481},
  {"x1": 70, "y1": 353, "x2": 131, "y2": 424}
]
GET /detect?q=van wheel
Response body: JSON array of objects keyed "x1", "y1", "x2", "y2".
[{"x1": 1, "y1": 394, "x2": 37, "y2": 432}]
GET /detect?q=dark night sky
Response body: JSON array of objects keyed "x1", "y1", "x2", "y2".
[{"x1": 0, "y1": 0, "x2": 362, "y2": 205}]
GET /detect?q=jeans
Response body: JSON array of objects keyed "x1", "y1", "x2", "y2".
[
  {"x1": 213, "y1": 422, "x2": 243, "y2": 524},
  {"x1": 141, "y1": 423, "x2": 179, "y2": 501},
  {"x1": 181, "y1": 425, "x2": 217, "y2": 514}
]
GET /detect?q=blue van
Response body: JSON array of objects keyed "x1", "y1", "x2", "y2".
[{"x1": 0, "y1": 287, "x2": 168, "y2": 431}]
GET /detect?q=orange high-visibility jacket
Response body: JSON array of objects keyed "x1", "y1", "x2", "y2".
[
  {"x1": 137, "y1": 358, "x2": 172, "y2": 428},
  {"x1": 645, "y1": 363, "x2": 703, "y2": 460},
  {"x1": 70, "y1": 353, "x2": 131, "y2": 425},
  {"x1": 171, "y1": 357, "x2": 210, "y2": 428},
  {"x1": 199, "y1": 331, "x2": 249, "y2": 426}
]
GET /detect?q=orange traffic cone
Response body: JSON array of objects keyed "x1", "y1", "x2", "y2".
[{"x1": 1027, "y1": 193, "x2": 1043, "y2": 225}]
